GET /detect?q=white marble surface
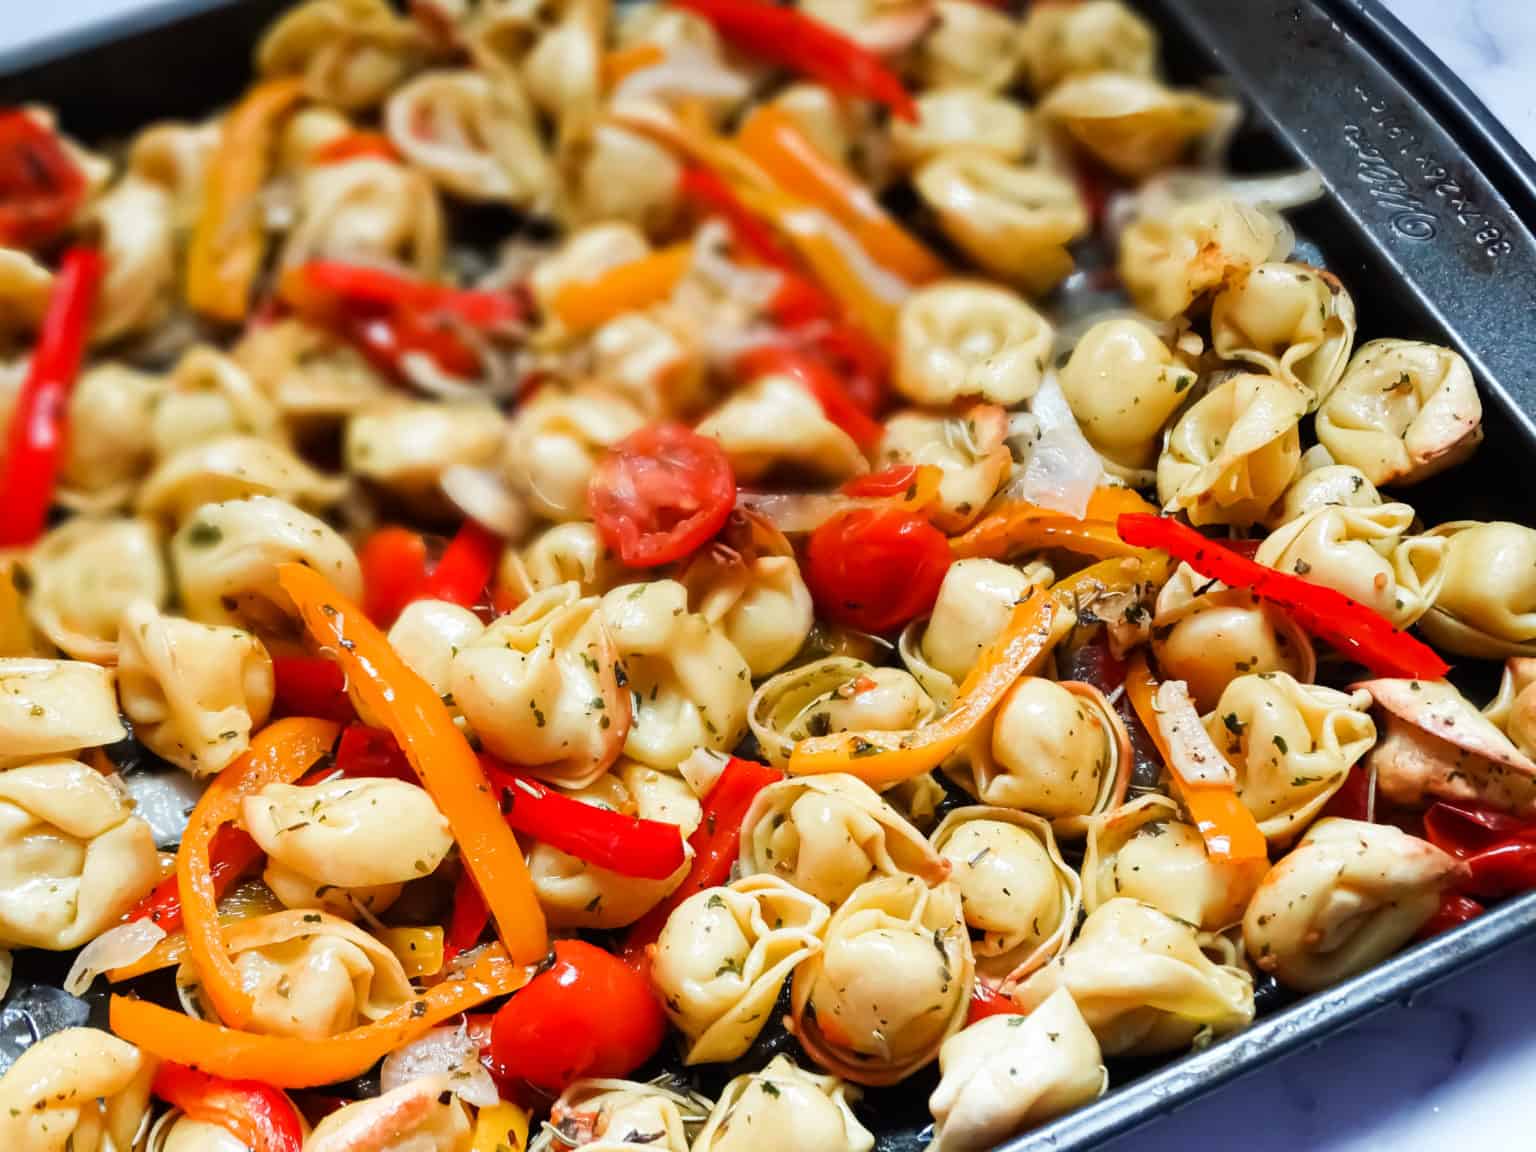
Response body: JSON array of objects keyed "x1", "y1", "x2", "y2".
[{"x1": 0, "y1": 1, "x2": 1533, "y2": 1150}]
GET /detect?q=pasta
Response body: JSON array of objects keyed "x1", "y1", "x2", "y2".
[
  {"x1": 1119, "y1": 196, "x2": 1284, "y2": 320},
  {"x1": 1419, "y1": 520, "x2": 1536, "y2": 657},
  {"x1": 545, "y1": 1077, "x2": 711, "y2": 1152},
  {"x1": 1020, "y1": 0, "x2": 1157, "y2": 93},
  {"x1": 27, "y1": 516, "x2": 168, "y2": 664},
  {"x1": 749, "y1": 657, "x2": 936, "y2": 768},
  {"x1": 1039, "y1": 73, "x2": 1236, "y2": 180},
  {"x1": 0, "y1": 658, "x2": 125, "y2": 767},
  {"x1": 894, "y1": 280, "x2": 1053, "y2": 408},
  {"x1": 878, "y1": 403, "x2": 1012, "y2": 532},
  {"x1": 1210, "y1": 263, "x2": 1357, "y2": 408},
  {"x1": 1058, "y1": 317, "x2": 1196, "y2": 474},
  {"x1": 0, "y1": 1028, "x2": 155, "y2": 1152},
  {"x1": 889, "y1": 88, "x2": 1034, "y2": 172},
  {"x1": 307, "y1": 1075, "x2": 471, "y2": 1152},
  {"x1": 692, "y1": 1053, "x2": 874, "y2": 1152}
]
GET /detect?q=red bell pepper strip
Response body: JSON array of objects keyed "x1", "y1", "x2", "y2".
[
  {"x1": 333, "y1": 723, "x2": 417, "y2": 783},
  {"x1": 669, "y1": 0, "x2": 917, "y2": 120},
  {"x1": 360, "y1": 526, "x2": 431, "y2": 627},
  {"x1": 966, "y1": 982, "x2": 1021, "y2": 1026},
  {"x1": 1319, "y1": 764, "x2": 1375, "y2": 823},
  {"x1": 271, "y1": 656, "x2": 357, "y2": 723},
  {"x1": 481, "y1": 760, "x2": 687, "y2": 881},
  {"x1": 1415, "y1": 891, "x2": 1486, "y2": 940},
  {"x1": 152, "y1": 1062, "x2": 303, "y2": 1152},
  {"x1": 620, "y1": 757, "x2": 783, "y2": 963},
  {"x1": 0, "y1": 246, "x2": 101, "y2": 547},
  {"x1": 1460, "y1": 839, "x2": 1536, "y2": 901},
  {"x1": 444, "y1": 871, "x2": 491, "y2": 963},
  {"x1": 1116, "y1": 514, "x2": 1451, "y2": 680},
  {"x1": 419, "y1": 520, "x2": 501, "y2": 608},
  {"x1": 737, "y1": 344, "x2": 882, "y2": 452},
  {"x1": 126, "y1": 826, "x2": 263, "y2": 936},
  {"x1": 681, "y1": 164, "x2": 801, "y2": 277},
  {"x1": 288, "y1": 261, "x2": 525, "y2": 331},
  {"x1": 1423, "y1": 801, "x2": 1536, "y2": 858},
  {"x1": 0, "y1": 110, "x2": 87, "y2": 250},
  {"x1": 842, "y1": 465, "x2": 920, "y2": 500}
]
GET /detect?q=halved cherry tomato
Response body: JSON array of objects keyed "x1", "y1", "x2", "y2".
[
  {"x1": 842, "y1": 465, "x2": 920, "y2": 500},
  {"x1": 0, "y1": 110, "x2": 86, "y2": 250},
  {"x1": 805, "y1": 506, "x2": 951, "y2": 633},
  {"x1": 966, "y1": 982, "x2": 1020, "y2": 1026},
  {"x1": 737, "y1": 345, "x2": 882, "y2": 452},
  {"x1": 487, "y1": 940, "x2": 665, "y2": 1093},
  {"x1": 359, "y1": 526, "x2": 430, "y2": 627},
  {"x1": 588, "y1": 424, "x2": 736, "y2": 568}
]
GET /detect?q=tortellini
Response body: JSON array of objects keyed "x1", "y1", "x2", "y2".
[
  {"x1": 138, "y1": 436, "x2": 348, "y2": 522},
  {"x1": 152, "y1": 347, "x2": 284, "y2": 460},
  {"x1": 346, "y1": 401, "x2": 504, "y2": 508},
  {"x1": 172, "y1": 496, "x2": 362, "y2": 634},
  {"x1": 116, "y1": 600, "x2": 275, "y2": 777},
  {"x1": 696, "y1": 372, "x2": 866, "y2": 485},
  {"x1": 0, "y1": 1028, "x2": 155, "y2": 1152},
  {"x1": 790, "y1": 876, "x2": 973, "y2": 1085},
  {"x1": 600, "y1": 580, "x2": 753, "y2": 769},
  {"x1": 879, "y1": 403, "x2": 1012, "y2": 533},
  {"x1": 1082, "y1": 795, "x2": 1263, "y2": 929},
  {"x1": 547, "y1": 1077, "x2": 711, "y2": 1152},
  {"x1": 388, "y1": 598, "x2": 485, "y2": 697},
  {"x1": 916, "y1": 0, "x2": 1024, "y2": 93},
  {"x1": 739, "y1": 774, "x2": 950, "y2": 906},
  {"x1": 902, "y1": 558, "x2": 1049, "y2": 704},
  {"x1": 1487, "y1": 657, "x2": 1536, "y2": 761},
  {"x1": 183, "y1": 909, "x2": 414, "y2": 1038},
  {"x1": 894, "y1": 281, "x2": 1052, "y2": 408},
  {"x1": 927, "y1": 989, "x2": 1107, "y2": 1152},
  {"x1": 1010, "y1": 898, "x2": 1254, "y2": 1057},
  {"x1": 889, "y1": 88, "x2": 1033, "y2": 172},
  {"x1": 499, "y1": 520, "x2": 622, "y2": 601},
  {"x1": 1266, "y1": 447, "x2": 1382, "y2": 528},
  {"x1": 0, "y1": 758, "x2": 159, "y2": 950},
  {"x1": 258, "y1": 0, "x2": 432, "y2": 110},
  {"x1": 1244, "y1": 819, "x2": 1465, "y2": 992},
  {"x1": 1211, "y1": 263, "x2": 1357, "y2": 408},
  {"x1": 505, "y1": 385, "x2": 647, "y2": 521},
  {"x1": 233, "y1": 318, "x2": 389, "y2": 426},
  {"x1": 930, "y1": 807, "x2": 1080, "y2": 983},
  {"x1": 1118, "y1": 195, "x2": 1284, "y2": 320},
  {"x1": 568, "y1": 123, "x2": 683, "y2": 235},
  {"x1": 1058, "y1": 317, "x2": 1196, "y2": 474},
  {"x1": 749, "y1": 657, "x2": 936, "y2": 769},
  {"x1": 1020, "y1": 0, "x2": 1157, "y2": 93},
  {"x1": 451, "y1": 582, "x2": 626, "y2": 787},
  {"x1": 1157, "y1": 372, "x2": 1307, "y2": 527},
  {"x1": 27, "y1": 516, "x2": 168, "y2": 663},
  {"x1": 152, "y1": 1114, "x2": 251, "y2": 1152},
  {"x1": 652, "y1": 874, "x2": 829, "y2": 1063},
  {"x1": 0, "y1": 658, "x2": 125, "y2": 767},
  {"x1": 1420, "y1": 520, "x2": 1536, "y2": 658},
  {"x1": 57, "y1": 364, "x2": 164, "y2": 513},
  {"x1": 1206, "y1": 672, "x2": 1376, "y2": 845},
  {"x1": 693, "y1": 1054, "x2": 874, "y2": 1152},
  {"x1": 588, "y1": 309, "x2": 708, "y2": 420},
  {"x1": 307, "y1": 1075, "x2": 471, "y2": 1152},
  {"x1": 1315, "y1": 339, "x2": 1483, "y2": 486},
  {"x1": 90, "y1": 178, "x2": 176, "y2": 344},
  {"x1": 1040, "y1": 73, "x2": 1235, "y2": 179},
  {"x1": 280, "y1": 154, "x2": 444, "y2": 274}
]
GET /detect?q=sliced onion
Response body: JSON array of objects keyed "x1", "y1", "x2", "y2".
[
  {"x1": 120, "y1": 768, "x2": 204, "y2": 849},
  {"x1": 679, "y1": 747, "x2": 731, "y2": 799},
  {"x1": 1153, "y1": 678, "x2": 1237, "y2": 788},
  {"x1": 442, "y1": 464, "x2": 528, "y2": 540},
  {"x1": 65, "y1": 921, "x2": 166, "y2": 996},
  {"x1": 380, "y1": 1023, "x2": 499, "y2": 1108},
  {"x1": 615, "y1": 51, "x2": 753, "y2": 107},
  {"x1": 735, "y1": 489, "x2": 886, "y2": 534},
  {"x1": 1010, "y1": 374, "x2": 1102, "y2": 517},
  {"x1": 685, "y1": 219, "x2": 784, "y2": 313}
]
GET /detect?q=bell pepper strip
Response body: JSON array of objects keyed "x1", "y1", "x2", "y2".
[
  {"x1": 0, "y1": 110, "x2": 88, "y2": 250},
  {"x1": 546, "y1": 244, "x2": 692, "y2": 335},
  {"x1": 271, "y1": 655, "x2": 357, "y2": 723},
  {"x1": 444, "y1": 871, "x2": 491, "y2": 964},
  {"x1": 1124, "y1": 650, "x2": 1268, "y2": 863},
  {"x1": 1319, "y1": 763, "x2": 1375, "y2": 824},
  {"x1": 620, "y1": 756, "x2": 783, "y2": 964},
  {"x1": 473, "y1": 1102, "x2": 532, "y2": 1152},
  {"x1": 1423, "y1": 800, "x2": 1535, "y2": 858},
  {"x1": 951, "y1": 488, "x2": 1158, "y2": 563},
  {"x1": 966, "y1": 981, "x2": 1021, "y2": 1026},
  {"x1": 284, "y1": 261, "x2": 526, "y2": 331},
  {"x1": 669, "y1": 0, "x2": 917, "y2": 120},
  {"x1": 360, "y1": 526, "x2": 431, "y2": 627},
  {"x1": 1415, "y1": 891, "x2": 1486, "y2": 940},
  {"x1": 110, "y1": 942, "x2": 530, "y2": 1088},
  {"x1": 377, "y1": 925, "x2": 446, "y2": 978},
  {"x1": 419, "y1": 520, "x2": 501, "y2": 608},
  {"x1": 788, "y1": 592, "x2": 1063, "y2": 786},
  {"x1": 681, "y1": 163, "x2": 801, "y2": 277},
  {"x1": 311, "y1": 130, "x2": 401, "y2": 165},
  {"x1": 333, "y1": 723, "x2": 417, "y2": 783},
  {"x1": 0, "y1": 246, "x2": 102, "y2": 547},
  {"x1": 737, "y1": 344, "x2": 882, "y2": 451},
  {"x1": 176, "y1": 717, "x2": 339, "y2": 1030},
  {"x1": 481, "y1": 760, "x2": 687, "y2": 880},
  {"x1": 1116, "y1": 513, "x2": 1451, "y2": 680},
  {"x1": 737, "y1": 105, "x2": 943, "y2": 284},
  {"x1": 278, "y1": 562, "x2": 549, "y2": 966},
  {"x1": 126, "y1": 825, "x2": 262, "y2": 936},
  {"x1": 186, "y1": 77, "x2": 306, "y2": 322},
  {"x1": 152, "y1": 1062, "x2": 303, "y2": 1152},
  {"x1": 1460, "y1": 839, "x2": 1536, "y2": 901},
  {"x1": 602, "y1": 42, "x2": 666, "y2": 89}
]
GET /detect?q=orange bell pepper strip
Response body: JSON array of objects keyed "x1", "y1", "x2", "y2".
[
  {"x1": 547, "y1": 243, "x2": 692, "y2": 335},
  {"x1": 110, "y1": 943, "x2": 529, "y2": 1088},
  {"x1": 788, "y1": 591, "x2": 1062, "y2": 786},
  {"x1": 186, "y1": 77, "x2": 306, "y2": 322},
  {"x1": 1125, "y1": 650, "x2": 1268, "y2": 863},
  {"x1": 177, "y1": 717, "x2": 338, "y2": 1030},
  {"x1": 737, "y1": 105, "x2": 945, "y2": 285},
  {"x1": 278, "y1": 562, "x2": 549, "y2": 967},
  {"x1": 951, "y1": 488, "x2": 1158, "y2": 562},
  {"x1": 602, "y1": 42, "x2": 666, "y2": 89}
]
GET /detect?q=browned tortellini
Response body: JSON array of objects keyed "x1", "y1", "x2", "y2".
[
  {"x1": 600, "y1": 580, "x2": 753, "y2": 768},
  {"x1": 506, "y1": 385, "x2": 647, "y2": 520},
  {"x1": 387, "y1": 598, "x2": 486, "y2": 697},
  {"x1": 0, "y1": 759, "x2": 159, "y2": 950},
  {"x1": 28, "y1": 516, "x2": 168, "y2": 664},
  {"x1": 1009, "y1": 898, "x2": 1253, "y2": 1057},
  {"x1": 258, "y1": 0, "x2": 433, "y2": 110},
  {"x1": 499, "y1": 520, "x2": 622, "y2": 601},
  {"x1": 1118, "y1": 196, "x2": 1284, "y2": 320},
  {"x1": 1040, "y1": 73, "x2": 1235, "y2": 180},
  {"x1": 652, "y1": 874, "x2": 829, "y2": 1063},
  {"x1": 547, "y1": 1076, "x2": 712, "y2": 1152},
  {"x1": 1020, "y1": 0, "x2": 1157, "y2": 93},
  {"x1": 528, "y1": 761, "x2": 699, "y2": 929},
  {"x1": 233, "y1": 319, "x2": 390, "y2": 427},
  {"x1": 172, "y1": 497, "x2": 362, "y2": 634},
  {"x1": 914, "y1": 155, "x2": 1088, "y2": 296},
  {"x1": 916, "y1": 0, "x2": 1024, "y2": 92},
  {"x1": 0, "y1": 659, "x2": 124, "y2": 767},
  {"x1": 90, "y1": 178, "x2": 176, "y2": 344},
  {"x1": 1157, "y1": 373, "x2": 1307, "y2": 527},
  {"x1": 116, "y1": 600, "x2": 274, "y2": 777},
  {"x1": 749, "y1": 657, "x2": 936, "y2": 768},
  {"x1": 152, "y1": 346, "x2": 284, "y2": 460},
  {"x1": 879, "y1": 403, "x2": 1012, "y2": 533},
  {"x1": 57, "y1": 364, "x2": 165, "y2": 513},
  {"x1": 1244, "y1": 819, "x2": 1465, "y2": 992},
  {"x1": 693, "y1": 1053, "x2": 874, "y2": 1152},
  {"x1": 889, "y1": 88, "x2": 1034, "y2": 172},
  {"x1": 930, "y1": 807, "x2": 1080, "y2": 983},
  {"x1": 1419, "y1": 520, "x2": 1536, "y2": 658},
  {"x1": 1266, "y1": 447, "x2": 1383, "y2": 528},
  {"x1": 451, "y1": 582, "x2": 626, "y2": 787},
  {"x1": 894, "y1": 281, "x2": 1052, "y2": 408},
  {"x1": 1082, "y1": 795, "x2": 1264, "y2": 929},
  {"x1": 1315, "y1": 339, "x2": 1483, "y2": 486},
  {"x1": 307, "y1": 1074, "x2": 470, "y2": 1152},
  {"x1": 697, "y1": 372, "x2": 866, "y2": 484},
  {"x1": 138, "y1": 436, "x2": 348, "y2": 522},
  {"x1": 0, "y1": 1028, "x2": 155, "y2": 1152},
  {"x1": 927, "y1": 988, "x2": 1107, "y2": 1152},
  {"x1": 182, "y1": 910, "x2": 414, "y2": 1037},
  {"x1": 740, "y1": 774, "x2": 950, "y2": 906},
  {"x1": 1206, "y1": 672, "x2": 1375, "y2": 845},
  {"x1": 1058, "y1": 317, "x2": 1196, "y2": 474},
  {"x1": 280, "y1": 154, "x2": 444, "y2": 274},
  {"x1": 1211, "y1": 263, "x2": 1356, "y2": 408},
  {"x1": 791, "y1": 876, "x2": 972, "y2": 1085}
]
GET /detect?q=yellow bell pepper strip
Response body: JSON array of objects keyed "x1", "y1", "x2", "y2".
[
  {"x1": 378, "y1": 926, "x2": 446, "y2": 979},
  {"x1": 178, "y1": 717, "x2": 339, "y2": 1031},
  {"x1": 737, "y1": 105, "x2": 945, "y2": 285},
  {"x1": 951, "y1": 487, "x2": 1158, "y2": 562},
  {"x1": 1125, "y1": 650, "x2": 1268, "y2": 863},
  {"x1": 547, "y1": 243, "x2": 692, "y2": 335},
  {"x1": 788, "y1": 591, "x2": 1061, "y2": 785},
  {"x1": 186, "y1": 77, "x2": 306, "y2": 322},
  {"x1": 109, "y1": 943, "x2": 530, "y2": 1088},
  {"x1": 278, "y1": 562, "x2": 550, "y2": 967},
  {"x1": 473, "y1": 1102, "x2": 531, "y2": 1152}
]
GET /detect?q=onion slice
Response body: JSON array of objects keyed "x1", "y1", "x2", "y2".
[
  {"x1": 1010, "y1": 375, "x2": 1102, "y2": 518},
  {"x1": 380, "y1": 1023, "x2": 499, "y2": 1108},
  {"x1": 66, "y1": 921, "x2": 167, "y2": 995},
  {"x1": 1153, "y1": 678, "x2": 1237, "y2": 788}
]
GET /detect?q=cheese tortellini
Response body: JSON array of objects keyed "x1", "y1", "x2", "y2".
[
  {"x1": 879, "y1": 404, "x2": 1013, "y2": 533},
  {"x1": 749, "y1": 657, "x2": 936, "y2": 769},
  {"x1": 1118, "y1": 196, "x2": 1284, "y2": 320},
  {"x1": 387, "y1": 598, "x2": 485, "y2": 697},
  {"x1": 27, "y1": 516, "x2": 168, "y2": 663},
  {"x1": 1058, "y1": 317, "x2": 1196, "y2": 474},
  {"x1": 1020, "y1": 0, "x2": 1157, "y2": 92},
  {"x1": 1420, "y1": 520, "x2": 1536, "y2": 658},
  {"x1": 307, "y1": 1075, "x2": 471, "y2": 1152},
  {"x1": 346, "y1": 400, "x2": 504, "y2": 509},
  {"x1": 916, "y1": 0, "x2": 1024, "y2": 93},
  {"x1": 57, "y1": 364, "x2": 164, "y2": 513},
  {"x1": 693, "y1": 1054, "x2": 874, "y2": 1152},
  {"x1": 697, "y1": 372, "x2": 866, "y2": 485},
  {"x1": 889, "y1": 88, "x2": 1033, "y2": 172},
  {"x1": 258, "y1": 0, "x2": 431, "y2": 110},
  {"x1": 1211, "y1": 263, "x2": 1357, "y2": 407},
  {"x1": 652, "y1": 874, "x2": 829, "y2": 1064},
  {"x1": 0, "y1": 1028, "x2": 155, "y2": 1152},
  {"x1": 505, "y1": 385, "x2": 646, "y2": 521},
  {"x1": 1244, "y1": 819, "x2": 1465, "y2": 992},
  {"x1": 547, "y1": 1077, "x2": 711, "y2": 1152},
  {"x1": 138, "y1": 436, "x2": 348, "y2": 522},
  {"x1": 894, "y1": 281, "x2": 1052, "y2": 408},
  {"x1": 0, "y1": 658, "x2": 125, "y2": 768},
  {"x1": 1040, "y1": 73, "x2": 1235, "y2": 180},
  {"x1": 1266, "y1": 447, "x2": 1383, "y2": 527}
]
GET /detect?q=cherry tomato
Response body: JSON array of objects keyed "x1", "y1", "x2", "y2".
[
  {"x1": 358, "y1": 526, "x2": 429, "y2": 627},
  {"x1": 487, "y1": 940, "x2": 665, "y2": 1092},
  {"x1": 0, "y1": 110, "x2": 85, "y2": 250},
  {"x1": 588, "y1": 424, "x2": 736, "y2": 567},
  {"x1": 805, "y1": 506, "x2": 950, "y2": 633},
  {"x1": 841, "y1": 464, "x2": 920, "y2": 500}
]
